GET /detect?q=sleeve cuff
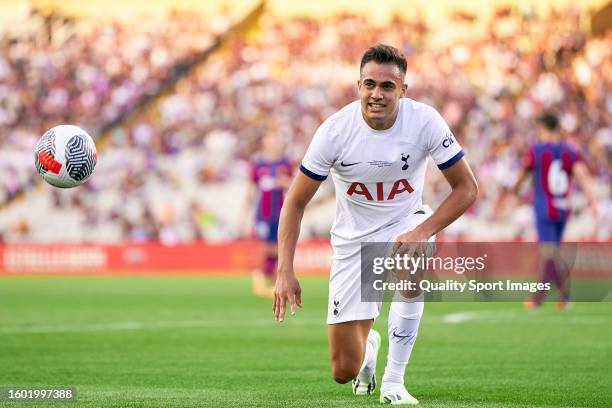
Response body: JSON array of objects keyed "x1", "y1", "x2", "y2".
[
  {"x1": 299, "y1": 164, "x2": 327, "y2": 181},
  {"x1": 437, "y1": 150, "x2": 464, "y2": 170}
]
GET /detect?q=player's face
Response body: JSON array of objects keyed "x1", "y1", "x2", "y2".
[
  {"x1": 358, "y1": 62, "x2": 407, "y2": 130},
  {"x1": 262, "y1": 133, "x2": 282, "y2": 157}
]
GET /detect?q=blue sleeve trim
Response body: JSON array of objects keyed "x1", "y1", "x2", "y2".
[
  {"x1": 437, "y1": 150, "x2": 464, "y2": 170},
  {"x1": 299, "y1": 164, "x2": 327, "y2": 181}
]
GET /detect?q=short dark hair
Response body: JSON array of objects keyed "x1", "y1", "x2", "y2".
[
  {"x1": 538, "y1": 112, "x2": 559, "y2": 131},
  {"x1": 360, "y1": 44, "x2": 407, "y2": 75}
]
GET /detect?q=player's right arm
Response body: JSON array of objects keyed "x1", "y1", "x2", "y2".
[
  {"x1": 274, "y1": 119, "x2": 336, "y2": 321},
  {"x1": 273, "y1": 172, "x2": 322, "y2": 322}
]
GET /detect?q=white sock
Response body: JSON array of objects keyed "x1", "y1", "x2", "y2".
[
  {"x1": 357, "y1": 330, "x2": 377, "y2": 382},
  {"x1": 382, "y1": 293, "x2": 424, "y2": 385}
]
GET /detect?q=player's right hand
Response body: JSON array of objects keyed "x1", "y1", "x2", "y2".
[{"x1": 273, "y1": 271, "x2": 302, "y2": 322}]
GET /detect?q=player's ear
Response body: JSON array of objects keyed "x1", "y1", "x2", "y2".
[{"x1": 401, "y1": 83, "x2": 408, "y2": 97}]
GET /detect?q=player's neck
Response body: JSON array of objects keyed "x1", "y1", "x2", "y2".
[
  {"x1": 262, "y1": 151, "x2": 282, "y2": 161},
  {"x1": 540, "y1": 131, "x2": 560, "y2": 143}
]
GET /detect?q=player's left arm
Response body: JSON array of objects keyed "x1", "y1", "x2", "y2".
[
  {"x1": 572, "y1": 161, "x2": 599, "y2": 217},
  {"x1": 398, "y1": 158, "x2": 478, "y2": 242}
]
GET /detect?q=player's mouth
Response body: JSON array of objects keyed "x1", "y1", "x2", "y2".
[{"x1": 368, "y1": 102, "x2": 386, "y2": 113}]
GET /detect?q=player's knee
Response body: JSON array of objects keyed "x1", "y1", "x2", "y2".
[
  {"x1": 331, "y1": 367, "x2": 358, "y2": 384},
  {"x1": 330, "y1": 359, "x2": 360, "y2": 384}
]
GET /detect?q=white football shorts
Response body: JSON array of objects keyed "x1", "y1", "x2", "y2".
[{"x1": 326, "y1": 205, "x2": 434, "y2": 324}]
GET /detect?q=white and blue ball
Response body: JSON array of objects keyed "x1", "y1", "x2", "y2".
[{"x1": 34, "y1": 125, "x2": 97, "y2": 188}]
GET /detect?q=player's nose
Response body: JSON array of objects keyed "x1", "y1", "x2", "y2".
[{"x1": 371, "y1": 86, "x2": 383, "y2": 99}]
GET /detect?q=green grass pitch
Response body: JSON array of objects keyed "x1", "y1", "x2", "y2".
[{"x1": 0, "y1": 276, "x2": 610, "y2": 407}]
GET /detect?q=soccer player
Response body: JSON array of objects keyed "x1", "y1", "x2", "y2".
[
  {"x1": 510, "y1": 112, "x2": 598, "y2": 309},
  {"x1": 244, "y1": 132, "x2": 293, "y2": 297},
  {"x1": 273, "y1": 45, "x2": 478, "y2": 405}
]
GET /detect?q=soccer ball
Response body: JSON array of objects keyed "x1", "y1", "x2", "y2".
[{"x1": 34, "y1": 125, "x2": 98, "y2": 188}]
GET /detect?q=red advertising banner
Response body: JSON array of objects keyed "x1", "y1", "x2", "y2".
[
  {"x1": 0, "y1": 241, "x2": 333, "y2": 275},
  {"x1": 0, "y1": 241, "x2": 608, "y2": 279}
]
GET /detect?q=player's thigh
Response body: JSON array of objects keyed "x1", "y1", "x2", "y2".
[
  {"x1": 327, "y1": 256, "x2": 382, "y2": 323},
  {"x1": 328, "y1": 319, "x2": 373, "y2": 368},
  {"x1": 255, "y1": 219, "x2": 279, "y2": 251},
  {"x1": 536, "y1": 218, "x2": 565, "y2": 243},
  {"x1": 267, "y1": 218, "x2": 280, "y2": 242},
  {"x1": 255, "y1": 219, "x2": 274, "y2": 241}
]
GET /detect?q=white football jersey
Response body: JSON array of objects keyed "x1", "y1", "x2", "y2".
[{"x1": 301, "y1": 98, "x2": 463, "y2": 252}]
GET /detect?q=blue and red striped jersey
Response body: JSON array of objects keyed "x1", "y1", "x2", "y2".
[
  {"x1": 251, "y1": 158, "x2": 293, "y2": 221},
  {"x1": 522, "y1": 142, "x2": 582, "y2": 222}
]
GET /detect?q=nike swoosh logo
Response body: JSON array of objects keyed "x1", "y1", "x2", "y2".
[
  {"x1": 392, "y1": 330, "x2": 414, "y2": 339},
  {"x1": 340, "y1": 161, "x2": 360, "y2": 167}
]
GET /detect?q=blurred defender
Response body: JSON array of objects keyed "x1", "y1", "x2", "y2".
[
  {"x1": 273, "y1": 45, "x2": 478, "y2": 405},
  {"x1": 511, "y1": 112, "x2": 598, "y2": 309},
  {"x1": 244, "y1": 133, "x2": 293, "y2": 297}
]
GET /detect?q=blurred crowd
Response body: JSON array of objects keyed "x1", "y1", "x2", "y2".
[{"x1": 1, "y1": 5, "x2": 610, "y2": 242}]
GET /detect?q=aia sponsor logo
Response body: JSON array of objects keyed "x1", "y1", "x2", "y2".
[
  {"x1": 346, "y1": 178, "x2": 414, "y2": 201},
  {"x1": 442, "y1": 133, "x2": 454, "y2": 148}
]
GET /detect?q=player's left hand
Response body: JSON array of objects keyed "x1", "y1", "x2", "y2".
[{"x1": 393, "y1": 227, "x2": 432, "y2": 261}]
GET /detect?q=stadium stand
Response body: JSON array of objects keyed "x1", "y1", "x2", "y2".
[
  {"x1": 0, "y1": 3, "x2": 610, "y2": 242},
  {"x1": 0, "y1": 4, "x2": 238, "y2": 203}
]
